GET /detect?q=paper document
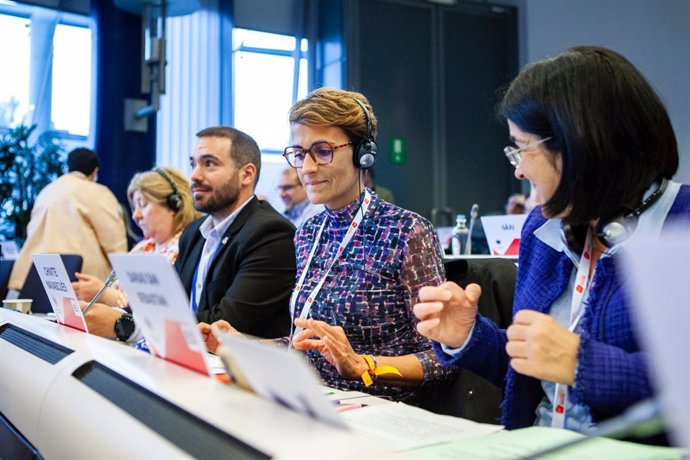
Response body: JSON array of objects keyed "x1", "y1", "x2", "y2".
[
  {"x1": 341, "y1": 402, "x2": 502, "y2": 451},
  {"x1": 386, "y1": 426, "x2": 686, "y2": 459},
  {"x1": 622, "y1": 224, "x2": 690, "y2": 450}
]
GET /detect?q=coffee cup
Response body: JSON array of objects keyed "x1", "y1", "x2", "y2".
[{"x1": 2, "y1": 298, "x2": 33, "y2": 314}]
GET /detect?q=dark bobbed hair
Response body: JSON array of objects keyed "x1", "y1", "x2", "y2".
[
  {"x1": 67, "y1": 148, "x2": 100, "y2": 176},
  {"x1": 498, "y1": 46, "x2": 678, "y2": 225},
  {"x1": 195, "y1": 126, "x2": 262, "y2": 185}
]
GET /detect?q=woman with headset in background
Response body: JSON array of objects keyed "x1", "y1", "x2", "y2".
[
  {"x1": 202, "y1": 88, "x2": 455, "y2": 401},
  {"x1": 72, "y1": 167, "x2": 200, "y2": 307},
  {"x1": 414, "y1": 46, "x2": 690, "y2": 432}
]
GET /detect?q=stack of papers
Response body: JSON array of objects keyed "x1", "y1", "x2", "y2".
[
  {"x1": 341, "y1": 403, "x2": 502, "y2": 452},
  {"x1": 386, "y1": 426, "x2": 685, "y2": 459}
]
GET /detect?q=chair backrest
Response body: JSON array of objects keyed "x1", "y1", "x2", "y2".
[
  {"x1": 19, "y1": 254, "x2": 83, "y2": 313},
  {"x1": 0, "y1": 259, "x2": 14, "y2": 300},
  {"x1": 413, "y1": 257, "x2": 517, "y2": 423}
]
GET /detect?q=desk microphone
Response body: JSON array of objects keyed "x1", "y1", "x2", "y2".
[
  {"x1": 519, "y1": 398, "x2": 664, "y2": 459},
  {"x1": 81, "y1": 271, "x2": 118, "y2": 315},
  {"x1": 465, "y1": 204, "x2": 479, "y2": 255}
]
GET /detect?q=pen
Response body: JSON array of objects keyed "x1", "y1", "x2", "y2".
[
  {"x1": 81, "y1": 271, "x2": 118, "y2": 315},
  {"x1": 335, "y1": 403, "x2": 367, "y2": 412}
]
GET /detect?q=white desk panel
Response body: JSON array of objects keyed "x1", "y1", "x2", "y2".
[{"x1": 0, "y1": 309, "x2": 381, "y2": 459}]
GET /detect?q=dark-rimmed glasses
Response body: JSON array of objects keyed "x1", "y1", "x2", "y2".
[
  {"x1": 283, "y1": 141, "x2": 353, "y2": 169},
  {"x1": 503, "y1": 137, "x2": 551, "y2": 168}
]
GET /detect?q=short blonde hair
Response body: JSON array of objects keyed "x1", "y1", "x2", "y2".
[
  {"x1": 127, "y1": 167, "x2": 200, "y2": 235},
  {"x1": 288, "y1": 88, "x2": 377, "y2": 144}
]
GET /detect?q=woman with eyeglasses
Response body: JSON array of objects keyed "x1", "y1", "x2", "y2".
[
  {"x1": 414, "y1": 46, "x2": 689, "y2": 433},
  {"x1": 206, "y1": 88, "x2": 454, "y2": 401}
]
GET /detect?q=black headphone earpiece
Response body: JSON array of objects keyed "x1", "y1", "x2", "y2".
[
  {"x1": 352, "y1": 98, "x2": 378, "y2": 170},
  {"x1": 154, "y1": 168, "x2": 182, "y2": 212},
  {"x1": 560, "y1": 178, "x2": 669, "y2": 253}
]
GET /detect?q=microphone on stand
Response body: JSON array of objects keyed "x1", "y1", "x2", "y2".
[
  {"x1": 81, "y1": 270, "x2": 118, "y2": 315},
  {"x1": 465, "y1": 204, "x2": 479, "y2": 255}
]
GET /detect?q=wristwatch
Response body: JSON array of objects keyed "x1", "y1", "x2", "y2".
[{"x1": 114, "y1": 313, "x2": 136, "y2": 342}]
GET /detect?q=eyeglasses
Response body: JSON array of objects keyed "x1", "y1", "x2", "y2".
[
  {"x1": 503, "y1": 137, "x2": 551, "y2": 168},
  {"x1": 283, "y1": 141, "x2": 353, "y2": 169},
  {"x1": 277, "y1": 183, "x2": 301, "y2": 192}
]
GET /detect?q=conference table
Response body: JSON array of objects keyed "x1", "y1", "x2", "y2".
[{"x1": 1, "y1": 308, "x2": 506, "y2": 459}]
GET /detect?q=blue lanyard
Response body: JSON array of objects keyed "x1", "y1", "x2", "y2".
[{"x1": 191, "y1": 238, "x2": 225, "y2": 312}]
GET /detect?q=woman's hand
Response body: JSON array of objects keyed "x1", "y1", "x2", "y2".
[
  {"x1": 505, "y1": 310, "x2": 580, "y2": 385},
  {"x1": 198, "y1": 320, "x2": 238, "y2": 353},
  {"x1": 413, "y1": 282, "x2": 481, "y2": 348},
  {"x1": 292, "y1": 318, "x2": 368, "y2": 380},
  {"x1": 72, "y1": 272, "x2": 104, "y2": 301}
]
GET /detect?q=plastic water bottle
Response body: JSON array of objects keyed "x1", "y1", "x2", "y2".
[{"x1": 451, "y1": 214, "x2": 469, "y2": 256}]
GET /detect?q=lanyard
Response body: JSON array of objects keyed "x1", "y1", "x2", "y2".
[
  {"x1": 289, "y1": 190, "x2": 372, "y2": 341},
  {"x1": 552, "y1": 230, "x2": 594, "y2": 429},
  {"x1": 191, "y1": 237, "x2": 226, "y2": 312}
]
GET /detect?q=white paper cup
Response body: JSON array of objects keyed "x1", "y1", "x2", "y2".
[{"x1": 2, "y1": 299, "x2": 33, "y2": 314}]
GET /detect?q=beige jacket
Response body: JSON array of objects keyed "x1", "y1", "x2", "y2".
[{"x1": 9, "y1": 172, "x2": 127, "y2": 290}]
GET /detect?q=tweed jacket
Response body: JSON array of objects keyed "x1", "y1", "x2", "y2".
[{"x1": 435, "y1": 185, "x2": 690, "y2": 429}]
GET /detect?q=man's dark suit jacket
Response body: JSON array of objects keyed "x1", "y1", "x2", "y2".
[{"x1": 175, "y1": 197, "x2": 296, "y2": 339}]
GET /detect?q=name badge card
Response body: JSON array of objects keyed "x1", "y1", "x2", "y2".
[
  {"x1": 216, "y1": 331, "x2": 347, "y2": 429},
  {"x1": 109, "y1": 254, "x2": 210, "y2": 376},
  {"x1": 481, "y1": 214, "x2": 528, "y2": 256},
  {"x1": 32, "y1": 254, "x2": 88, "y2": 332}
]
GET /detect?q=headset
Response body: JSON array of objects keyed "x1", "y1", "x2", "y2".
[
  {"x1": 352, "y1": 98, "x2": 378, "y2": 170},
  {"x1": 154, "y1": 168, "x2": 183, "y2": 212},
  {"x1": 561, "y1": 178, "x2": 668, "y2": 253}
]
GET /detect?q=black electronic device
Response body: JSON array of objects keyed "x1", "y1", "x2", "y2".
[
  {"x1": 114, "y1": 313, "x2": 136, "y2": 342},
  {"x1": 561, "y1": 179, "x2": 668, "y2": 253},
  {"x1": 154, "y1": 168, "x2": 183, "y2": 212},
  {"x1": 352, "y1": 99, "x2": 378, "y2": 170}
]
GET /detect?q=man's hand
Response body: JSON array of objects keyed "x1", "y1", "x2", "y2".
[
  {"x1": 72, "y1": 272, "x2": 104, "y2": 302},
  {"x1": 505, "y1": 310, "x2": 580, "y2": 385},
  {"x1": 80, "y1": 301, "x2": 120, "y2": 339},
  {"x1": 413, "y1": 282, "x2": 481, "y2": 348},
  {"x1": 198, "y1": 320, "x2": 238, "y2": 353}
]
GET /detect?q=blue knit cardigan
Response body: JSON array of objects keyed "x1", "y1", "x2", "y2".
[{"x1": 434, "y1": 185, "x2": 690, "y2": 429}]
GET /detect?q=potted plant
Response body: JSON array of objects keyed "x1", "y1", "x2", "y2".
[{"x1": 0, "y1": 124, "x2": 64, "y2": 244}]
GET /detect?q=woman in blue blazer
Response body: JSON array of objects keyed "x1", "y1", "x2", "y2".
[{"x1": 414, "y1": 46, "x2": 690, "y2": 431}]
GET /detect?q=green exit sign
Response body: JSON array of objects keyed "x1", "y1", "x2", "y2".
[{"x1": 389, "y1": 137, "x2": 407, "y2": 165}]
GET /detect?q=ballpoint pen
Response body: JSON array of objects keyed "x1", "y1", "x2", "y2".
[{"x1": 81, "y1": 270, "x2": 118, "y2": 315}]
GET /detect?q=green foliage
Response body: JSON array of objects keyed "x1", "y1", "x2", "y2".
[{"x1": 0, "y1": 124, "x2": 65, "y2": 243}]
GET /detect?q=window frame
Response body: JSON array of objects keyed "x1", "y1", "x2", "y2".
[
  {"x1": 232, "y1": 28, "x2": 309, "y2": 154},
  {"x1": 0, "y1": 3, "x2": 93, "y2": 144}
]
